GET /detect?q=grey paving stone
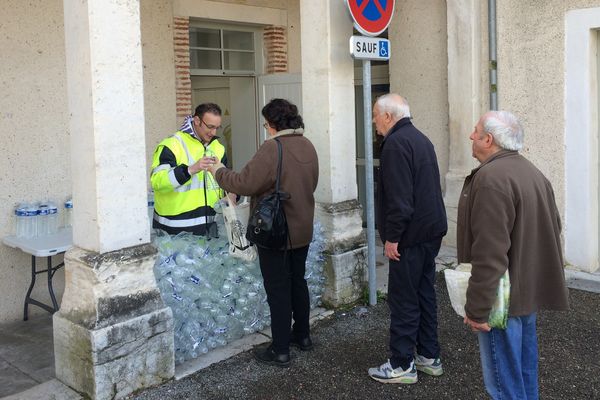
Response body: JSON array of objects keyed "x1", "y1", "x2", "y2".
[
  {"x1": 0, "y1": 333, "x2": 54, "y2": 376},
  {"x1": 0, "y1": 379, "x2": 82, "y2": 400},
  {"x1": 0, "y1": 315, "x2": 53, "y2": 338},
  {"x1": 0, "y1": 359, "x2": 38, "y2": 398}
]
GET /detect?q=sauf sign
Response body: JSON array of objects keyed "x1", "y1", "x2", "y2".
[{"x1": 350, "y1": 36, "x2": 390, "y2": 60}]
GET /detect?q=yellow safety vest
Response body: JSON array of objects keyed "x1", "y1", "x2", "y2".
[{"x1": 150, "y1": 131, "x2": 225, "y2": 233}]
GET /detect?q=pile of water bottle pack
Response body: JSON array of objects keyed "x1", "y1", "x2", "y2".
[
  {"x1": 151, "y1": 216, "x2": 327, "y2": 364},
  {"x1": 13, "y1": 199, "x2": 73, "y2": 238}
]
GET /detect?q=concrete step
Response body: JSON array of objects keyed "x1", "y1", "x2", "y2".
[
  {"x1": 565, "y1": 268, "x2": 600, "y2": 294},
  {"x1": 0, "y1": 379, "x2": 81, "y2": 400}
]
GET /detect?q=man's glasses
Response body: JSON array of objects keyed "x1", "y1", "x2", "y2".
[
  {"x1": 263, "y1": 122, "x2": 270, "y2": 129},
  {"x1": 200, "y1": 118, "x2": 222, "y2": 131}
]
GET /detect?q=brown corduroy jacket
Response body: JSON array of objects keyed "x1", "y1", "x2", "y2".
[
  {"x1": 215, "y1": 129, "x2": 319, "y2": 249},
  {"x1": 457, "y1": 150, "x2": 569, "y2": 323}
]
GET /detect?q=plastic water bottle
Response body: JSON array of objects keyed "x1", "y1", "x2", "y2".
[
  {"x1": 64, "y1": 199, "x2": 73, "y2": 228},
  {"x1": 204, "y1": 147, "x2": 216, "y2": 161},
  {"x1": 24, "y1": 204, "x2": 38, "y2": 238},
  {"x1": 37, "y1": 204, "x2": 49, "y2": 236},
  {"x1": 14, "y1": 204, "x2": 27, "y2": 237},
  {"x1": 147, "y1": 191, "x2": 155, "y2": 227},
  {"x1": 47, "y1": 202, "x2": 59, "y2": 234}
]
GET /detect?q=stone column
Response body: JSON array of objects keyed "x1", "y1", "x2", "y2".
[
  {"x1": 54, "y1": 1, "x2": 174, "y2": 399},
  {"x1": 444, "y1": 0, "x2": 484, "y2": 246},
  {"x1": 300, "y1": 0, "x2": 366, "y2": 306}
]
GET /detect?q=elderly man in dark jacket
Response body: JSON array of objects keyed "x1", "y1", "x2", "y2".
[
  {"x1": 458, "y1": 111, "x2": 568, "y2": 399},
  {"x1": 368, "y1": 94, "x2": 447, "y2": 384}
]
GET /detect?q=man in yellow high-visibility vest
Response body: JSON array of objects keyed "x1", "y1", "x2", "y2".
[{"x1": 150, "y1": 103, "x2": 228, "y2": 236}]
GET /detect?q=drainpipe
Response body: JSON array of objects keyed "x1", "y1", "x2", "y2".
[{"x1": 488, "y1": 0, "x2": 498, "y2": 110}]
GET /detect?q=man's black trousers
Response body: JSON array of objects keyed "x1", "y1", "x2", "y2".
[
  {"x1": 257, "y1": 245, "x2": 310, "y2": 355},
  {"x1": 388, "y1": 238, "x2": 442, "y2": 370}
]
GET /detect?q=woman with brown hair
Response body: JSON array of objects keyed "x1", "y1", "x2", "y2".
[{"x1": 208, "y1": 98, "x2": 319, "y2": 367}]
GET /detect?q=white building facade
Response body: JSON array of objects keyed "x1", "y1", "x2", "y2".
[{"x1": 1, "y1": 0, "x2": 600, "y2": 397}]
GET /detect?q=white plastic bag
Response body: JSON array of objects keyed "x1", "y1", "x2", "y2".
[
  {"x1": 444, "y1": 263, "x2": 510, "y2": 329},
  {"x1": 221, "y1": 196, "x2": 257, "y2": 262},
  {"x1": 444, "y1": 264, "x2": 471, "y2": 318}
]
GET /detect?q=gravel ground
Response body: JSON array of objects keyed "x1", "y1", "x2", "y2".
[{"x1": 130, "y1": 274, "x2": 599, "y2": 400}]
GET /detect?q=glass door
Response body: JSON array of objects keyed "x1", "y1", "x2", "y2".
[
  {"x1": 189, "y1": 22, "x2": 263, "y2": 172},
  {"x1": 355, "y1": 83, "x2": 389, "y2": 225}
]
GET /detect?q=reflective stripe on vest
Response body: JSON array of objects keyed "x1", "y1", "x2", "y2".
[
  {"x1": 168, "y1": 169, "x2": 180, "y2": 189},
  {"x1": 173, "y1": 134, "x2": 202, "y2": 191},
  {"x1": 154, "y1": 213, "x2": 215, "y2": 228},
  {"x1": 152, "y1": 164, "x2": 171, "y2": 175},
  {"x1": 157, "y1": 165, "x2": 215, "y2": 193}
]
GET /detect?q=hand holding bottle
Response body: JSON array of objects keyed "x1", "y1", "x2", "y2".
[{"x1": 188, "y1": 155, "x2": 216, "y2": 175}]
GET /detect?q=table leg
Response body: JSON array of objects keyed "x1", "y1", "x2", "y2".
[
  {"x1": 23, "y1": 255, "x2": 37, "y2": 321},
  {"x1": 47, "y1": 256, "x2": 59, "y2": 311}
]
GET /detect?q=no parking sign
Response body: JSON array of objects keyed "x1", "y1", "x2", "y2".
[{"x1": 346, "y1": 0, "x2": 395, "y2": 37}]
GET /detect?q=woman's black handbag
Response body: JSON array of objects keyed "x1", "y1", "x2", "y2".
[{"x1": 246, "y1": 138, "x2": 290, "y2": 249}]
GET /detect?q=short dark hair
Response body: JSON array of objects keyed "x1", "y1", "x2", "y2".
[
  {"x1": 194, "y1": 103, "x2": 222, "y2": 118},
  {"x1": 261, "y1": 98, "x2": 304, "y2": 132}
]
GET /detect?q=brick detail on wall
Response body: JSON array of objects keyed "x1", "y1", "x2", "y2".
[
  {"x1": 173, "y1": 16, "x2": 192, "y2": 119},
  {"x1": 264, "y1": 26, "x2": 288, "y2": 74}
]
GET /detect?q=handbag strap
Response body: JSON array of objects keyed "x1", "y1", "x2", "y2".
[
  {"x1": 273, "y1": 138, "x2": 293, "y2": 252},
  {"x1": 274, "y1": 138, "x2": 283, "y2": 192}
]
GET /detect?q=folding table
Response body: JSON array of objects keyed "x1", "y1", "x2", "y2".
[{"x1": 3, "y1": 227, "x2": 73, "y2": 320}]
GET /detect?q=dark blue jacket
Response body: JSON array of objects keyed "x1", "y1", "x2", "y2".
[{"x1": 376, "y1": 118, "x2": 447, "y2": 248}]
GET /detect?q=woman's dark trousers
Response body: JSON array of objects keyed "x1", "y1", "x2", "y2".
[{"x1": 257, "y1": 245, "x2": 310, "y2": 355}]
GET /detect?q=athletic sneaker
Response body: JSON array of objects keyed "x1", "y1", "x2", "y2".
[
  {"x1": 367, "y1": 360, "x2": 418, "y2": 384},
  {"x1": 414, "y1": 354, "x2": 444, "y2": 376}
]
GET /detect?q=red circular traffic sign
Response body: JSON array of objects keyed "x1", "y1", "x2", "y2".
[{"x1": 346, "y1": 0, "x2": 395, "y2": 37}]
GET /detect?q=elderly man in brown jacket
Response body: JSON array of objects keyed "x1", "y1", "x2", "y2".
[{"x1": 457, "y1": 110, "x2": 568, "y2": 400}]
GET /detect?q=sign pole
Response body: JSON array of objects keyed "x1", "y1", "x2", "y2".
[
  {"x1": 362, "y1": 59, "x2": 377, "y2": 306},
  {"x1": 346, "y1": 0, "x2": 395, "y2": 307}
]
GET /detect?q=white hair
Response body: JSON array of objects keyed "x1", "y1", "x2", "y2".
[
  {"x1": 376, "y1": 94, "x2": 411, "y2": 120},
  {"x1": 482, "y1": 111, "x2": 524, "y2": 151}
]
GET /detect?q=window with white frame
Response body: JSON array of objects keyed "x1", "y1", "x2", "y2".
[{"x1": 189, "y1": 23, "x2": 261, "y2": 75}]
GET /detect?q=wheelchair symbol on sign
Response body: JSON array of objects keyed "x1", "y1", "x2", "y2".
[{"x1": 379, "y1": 41, "x2": 389, "y2": 58}]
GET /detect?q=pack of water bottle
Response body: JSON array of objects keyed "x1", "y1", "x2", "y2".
[
  {"x1": 147, "y1": 191, "x2": 155, "y2": 227},
  {"x1": 305, "y1": 221, "x2": 327, "y2": 309},
  {"x1": 151, "y1": 217, "x2": 327, "y2": 364},
  {"x1": 14, "y1": 199, "x2": 72, "y2": 238}
]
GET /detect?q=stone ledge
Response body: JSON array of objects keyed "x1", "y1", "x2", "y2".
[
  {"x1": 322, "y1": 247, "x2": 367, "y2": 307},
  {"x1": 564, "y1": 269, "x2": 600, "y2": 294}
]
